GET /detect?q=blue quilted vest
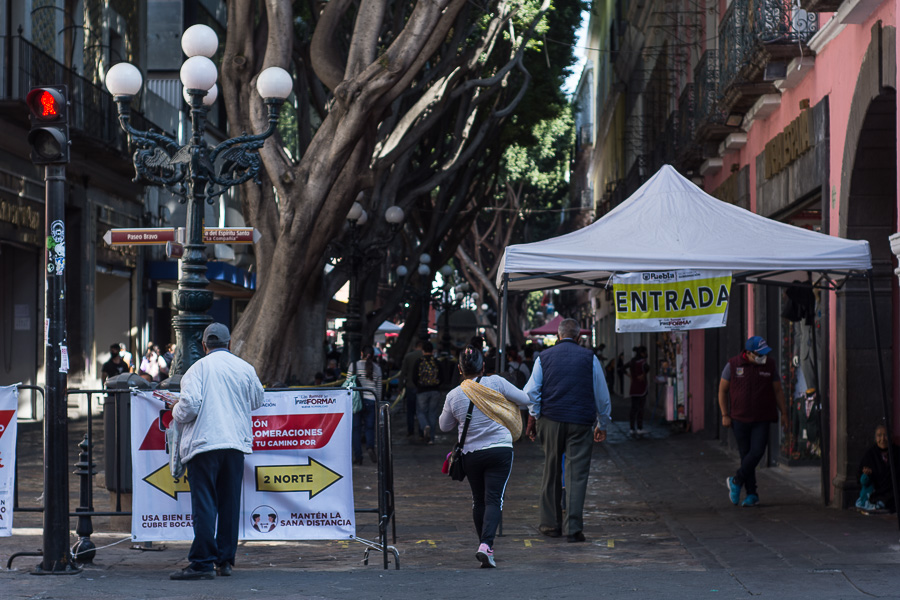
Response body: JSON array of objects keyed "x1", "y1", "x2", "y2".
[{"x1": 539, "y1": 340, "x2": 596, "y2": 425}]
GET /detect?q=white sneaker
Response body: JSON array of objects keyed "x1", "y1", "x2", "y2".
[
  {"x1": 629, "y1": 429, "x2": 636, "y2": 436},
  {"x1": 637, "y1": 428, "x2": 647, "y2": 435}
]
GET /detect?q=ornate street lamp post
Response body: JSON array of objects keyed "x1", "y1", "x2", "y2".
[
  {"x1": 339, "y1": 199, "x2": 404, "y2": 367},
  {"x1": 105, "y1": 24, "x2": 291, "y2": 376},
  {"x1": 435, "y1": 265, "x2": 475, "y2": 353},
  {"x1": 416, "y1": 254, "x2": 433, "y2": 341}
]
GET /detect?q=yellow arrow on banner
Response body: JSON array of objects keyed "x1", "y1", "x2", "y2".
[
  {"x1": 255, "y1": 459, "x2": 342, "y2": 498},
  {"x1": 142, "y1": 464, "x2": 190, "y2": 500}
]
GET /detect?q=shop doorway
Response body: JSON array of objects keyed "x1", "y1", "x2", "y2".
[
  {"x1": 775, "y1": 198, "x2": 824, "y2": 466},
  {"x1": 94, "y1": 271, "x2": 133, "y2": 379},
  {"x1": 840, "y1": 87, "x2": 897, "y2": 504}
]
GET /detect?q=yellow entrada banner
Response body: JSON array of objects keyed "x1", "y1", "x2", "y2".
[{"x1": 611, "y1": 270, "x2": 732, "y2": 332}]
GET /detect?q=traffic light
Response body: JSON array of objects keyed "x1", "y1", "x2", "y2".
[{"x1": 26, "y1": 86, "x2": 69, "y2": 164}]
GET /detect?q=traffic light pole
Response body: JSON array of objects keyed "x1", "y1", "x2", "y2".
[{"x1": 36, "y1": 164, "x2": 78, "y2": 575}]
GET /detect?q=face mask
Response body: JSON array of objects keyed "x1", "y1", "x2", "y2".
[{"x1": 752, "y1": 353, "x2": 767, "y2": 365}]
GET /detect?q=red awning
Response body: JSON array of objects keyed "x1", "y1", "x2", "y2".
[{"x1": 527, "y1": 315, "x2": 590, "y2": 337}]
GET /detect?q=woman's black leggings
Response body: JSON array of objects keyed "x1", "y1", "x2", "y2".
[{"x1": 462, "y1": 447, "x2": 514, "y2": 548}]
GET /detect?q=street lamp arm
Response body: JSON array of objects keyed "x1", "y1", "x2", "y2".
[
  {"x1": 114, "y1": 101, "x2": 186, "y2": 187},
  {"x1": 206, "y1": 100, "x2": 282, "y2": 193}
]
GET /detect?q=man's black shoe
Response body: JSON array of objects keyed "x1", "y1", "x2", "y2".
[
  {"x1": 567, "y1": 531, "x2": 586, "y2": 543},
  {"x1": 215, "y1": 563, "x2": 232, "y2": 576},
  {"x1": 170, "y1": 566, "x2": 215, "y2": 580},
  {"x1": 539, "y1": 525, "x2": 562, "y2": 537}
]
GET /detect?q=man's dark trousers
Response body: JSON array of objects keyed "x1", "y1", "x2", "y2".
[
  {"x1": 536, "y1": 418, "x2": 593, "y2": 535},
  {"x1": 732, "y1": 419, "x2": 769, "y2": 495},
  {"x1": 187, "y1": 448, "x2": 245, "y2": 571}
]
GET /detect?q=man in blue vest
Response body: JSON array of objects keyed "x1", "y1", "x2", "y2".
[
  {"x1": 718, "y1": 335, "x2": 788, "y2": 508},
  {"x1": 524, "y1": 318, "x2": 611, "y2": 543}
]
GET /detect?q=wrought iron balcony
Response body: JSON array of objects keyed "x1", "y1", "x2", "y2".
[
  {"x1": 718, "y1": 0, "x2": 818, "y2": 111},
  {"x1": 1, "y1": 36, "x2": 162, "y2": 158},
  {"x1": 693, "y1": 50, "x2": 735, "y2": 143}
]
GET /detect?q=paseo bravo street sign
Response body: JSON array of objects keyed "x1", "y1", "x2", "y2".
[{"x1": 103, "y1": 227, "x2": 260, "y2": 246}]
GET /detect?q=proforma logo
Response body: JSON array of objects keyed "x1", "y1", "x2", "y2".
[{"x1": 660, "y1": 318, "x2": 692, "y2": 328}]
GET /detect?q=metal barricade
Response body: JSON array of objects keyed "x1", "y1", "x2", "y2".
[
  {"x1": 8, "y1": 383, "x2": 399, "y2": 570},
  {"x1": 267, "y1": 387, "x2": 399, "y2": 569}
]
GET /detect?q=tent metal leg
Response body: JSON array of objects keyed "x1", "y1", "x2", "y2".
[
  {"x1": 499, "y1": 273, "x2": 509, "y2": 372},
  {"x1": 865, "y1": 270, "x2": 900, "y2": 531},
  {"x1": 807, "y1": 272, "x2": 828, "y2": 507}
]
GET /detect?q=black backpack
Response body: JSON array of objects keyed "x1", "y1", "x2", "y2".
[{"x1": 416, "y1": 356, "x2": 440, "y2": 388}]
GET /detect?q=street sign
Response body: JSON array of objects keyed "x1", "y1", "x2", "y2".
[
  {"x1": 103, "y1": 228, "x2": 175, "y2": 246},
  {"x1": 203, "y1": 227, "x2": 260, "y2": 244},
  {"x1": 103, "y1": 227, "x2": 259, "y2": 247}
]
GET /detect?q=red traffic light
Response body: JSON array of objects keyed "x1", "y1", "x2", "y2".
[
  {"x1": 26, "y1": 86, "x2": 69, "y2": 164},
  {"x1": 26, "y1": 87, "x2": 65, "y2": 121}
]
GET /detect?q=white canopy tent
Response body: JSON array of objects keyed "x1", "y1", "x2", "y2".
[
  {"x1": 496, "y1": 165, "x2": 896, "y2": 525},
  {"x1": 498, "y1": 165, "x2": 871, "y2": 292},
  {"x1": 375, "y1": 321, "x2": 403, "y2": 334}
]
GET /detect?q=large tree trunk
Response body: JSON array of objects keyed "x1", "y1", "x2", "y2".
[{"x1": 220, "y1": 0, "x2": 550, "y2": 384}]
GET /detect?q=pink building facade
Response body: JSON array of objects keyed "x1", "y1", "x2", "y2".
[{"x1": 699, "y1": 2, "x2": 897, "y2": 508}]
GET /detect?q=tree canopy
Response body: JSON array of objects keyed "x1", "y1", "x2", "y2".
[{"x1": 219, "y1": 0, "x2": 584, "y2": 383}]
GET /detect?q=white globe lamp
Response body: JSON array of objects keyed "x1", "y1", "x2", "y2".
[
  {"x1": 105, "y1": 63, "x2": 143, "y2": 96},
  {"x1": 385, "y1": 206, "x2": 404, "y2": 224},
  {"x1": 180, "y1": 56, "x2": 218, "y2": 91},
  {"x1": 181, "y1": 24, "x2": 219, "y2": 58},
  {"x1": 347, "y1": 202, "x2": 364, "y2": 221},
  {"x1": 256, "y1": 67, "x2": 293, "y2": 100}
]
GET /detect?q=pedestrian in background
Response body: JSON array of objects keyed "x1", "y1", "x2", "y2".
[
  {"x1": 161, "y1": 343, "x2": 174, "y2": 378},
  {"x1": 626, "y1": 346, "x2": 650, "y2": 436},
  {"x1": 168, "y1": 323, "x2": 264, "y2": 579},
  {"x1": 439, "y1": 345, "x2": 531, "y2": 568},
  {"x1": 524, "y1": 318, "x2": 611, "y2": 543},
  {"x1": 101, "y1": 343, "x2": 128, "y2": 383},
  {"x1": 350, "y1": 345, "x2": 382, "y2": 464},
  {"x1": 718, "y1": 336, "x2": 787, "y2": 508},
  {"x1": 616, "y1": 352, "x2": 625, "y2": 395},
  {"x1": 414, "y1": 341, "x2": 443, "y2": 444},
  {"x1": 855, "y1": 423, "x2": 900, "y2": 512},
  {"x1": 399, "y1": 340, "x2": 424, "y2": 438}
]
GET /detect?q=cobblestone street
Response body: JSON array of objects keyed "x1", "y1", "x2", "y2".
[{"x1": 2, "y1": 395, "x2": 899, "y2": 598}]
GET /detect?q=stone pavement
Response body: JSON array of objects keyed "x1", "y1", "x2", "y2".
[{"x1": 1, "y1": 394, "x2": 899, "y2": 599}]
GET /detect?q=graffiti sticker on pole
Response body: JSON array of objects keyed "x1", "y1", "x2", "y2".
[
  {"x1": 611, "y1": 270, "x2": 732, "y2": 332},
  {"x1": 0, "y1": 384, "x2": 19, "y2": 537},
  {"x1": 130, "y1": 388, "x2": 355, "y2": 541}
]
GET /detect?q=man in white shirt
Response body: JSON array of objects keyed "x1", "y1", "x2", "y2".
[{"x1": 168, "y1": 323, "x2": 264, "y2": 580}]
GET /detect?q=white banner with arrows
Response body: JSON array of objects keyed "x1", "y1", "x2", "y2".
[
  {"x1": 0, "y1": 384, "x2": 18, "y2": 536},
  {"x1": 130, "y1": 388, "x2": 355, "y2": 542}
]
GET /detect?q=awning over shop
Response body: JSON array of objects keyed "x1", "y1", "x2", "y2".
[
  {"x1": 148, "y1": 260, "x2": 256, "y2": 296},
  {"x1": 527, "y1": 314, "x2": 591, "y2": 336}
]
